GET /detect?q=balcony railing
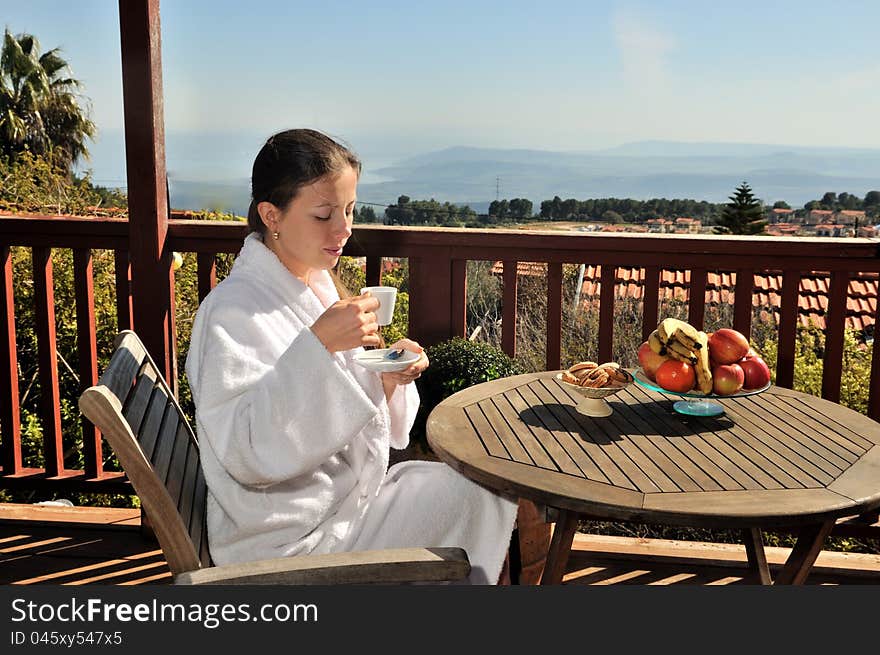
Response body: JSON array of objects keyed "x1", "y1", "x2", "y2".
[{"x1": 2, "y1": 214, "x2": 880, "y2": 496}]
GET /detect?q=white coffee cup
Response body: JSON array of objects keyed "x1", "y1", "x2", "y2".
[{"x1": 360, "y1": 286, "x2": 398, "y2": 326}]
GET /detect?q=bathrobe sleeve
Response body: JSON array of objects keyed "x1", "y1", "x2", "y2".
[
  {"x1": 187, "y1": 298, "x2": 379, "y2": 488},
  {"x1": 385, "y1": 382, "x2": 418, "y2": 450}
]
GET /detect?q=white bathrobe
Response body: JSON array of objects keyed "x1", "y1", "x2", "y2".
[{"x1": 185, "y1": 233, "x2": 518, "y2": 584}]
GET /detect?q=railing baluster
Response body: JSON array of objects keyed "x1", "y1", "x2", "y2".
[
  {"x1": 451, "y1": 260, "x2": 467, "y2": 339},
  {"x1": 502, "y1": 260, "x2": 518, "y2": 358},
  {"x1": 196, "y1": 253, "x2": 217, "y2": 302},
  {"x1": 775, "y1": 270, "x2": 800, "y2": 389},
  {"x1": 598, "y1": 264, "x2": 615, "y2": 363},
  {"x1": 546, "y1": 263, "x2": 562, "y2": 370},
  {"x1": 868, "y1": 278, "x2": 880, "y2": 420},
  {"x1": 734, "y1": 268, "x2": 754, "y2": 340},
  {"x1": 822, "y1": 271, "x2": 849, "y2": 403},
  {"x1": 688, "y1": 267, "x2": 707, "y2": 330},
  {"x1": 73, "y1": 249, "x2": 101, "y2": 478},
  {"x1": 114, "y1": 249, "x2": 132, "y2": 331},
  {"x1": 0, "y1": 246, "x2": 22, "y2": 475},
  {"x1": 642, "y1": 265, "x2": 660, "y2": 341},
  {"x1": 32, "y1": 247, "x2": 64, "y2": 477},
  {"x1": 365, "y1": 256, "x2": 382, "y2": 287}
]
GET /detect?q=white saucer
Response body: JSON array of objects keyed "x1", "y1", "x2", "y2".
[{"x1": 353, "y1": 348, "x2": 420, "y2": 373}]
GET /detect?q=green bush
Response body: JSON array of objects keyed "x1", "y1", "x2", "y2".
[{"x1": 411, "y1": 337, "x2": 524, "y2": 449}]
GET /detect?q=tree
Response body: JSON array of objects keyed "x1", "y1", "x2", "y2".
[
  {"x1": 508, "y1": 198, "x2": 532, "y2": 219},
  {"x1": 354, "y1": 204, "x2": 377, "y2": 223},
  {"x1": 0, "y1": 30, "x2": 95, "y2": 172},
  {"x1": 773, "y1": 200, "x2": 791, "y2": 209},
  {"x1": 714, "y1": 182, "x2": 767, "y2": 235},
  {"x1": 820, "y1": 192, "x2": 838, "y2": 209},
  {"x1": 864, "y1": 191, "x2": 880, "y2": 207}
]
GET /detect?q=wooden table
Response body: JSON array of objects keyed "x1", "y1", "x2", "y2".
[{"x1": 427, "y1": 371, "x2": 880, "y2": 585}]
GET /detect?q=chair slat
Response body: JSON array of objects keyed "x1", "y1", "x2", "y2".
[
  {"x1": 121, "y1": 367, "x2": 157, "y2": 438},
  {"x1": 164, "y1": 421, "x2": 192, "y2": 503},
  {"x1": 150, "y1": 404, "x2": 181, "y2": 485},
  {"x1": 99, "y1": 332, "x2": 148, "y2": 402},
  {"x1": 177, "y1": 439, "x2": 200, "y2": 540},
  {"x1": 137, "y1": 385, "x2": 171, "y2": 463},
  {"x1": 192, "y1": 464, "x2": 211, "y2": 567}
]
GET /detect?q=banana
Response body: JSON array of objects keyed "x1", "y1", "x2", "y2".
[
  {"x1": 694, "y1": 330, "x2": 713, "y2": 394},
  {"x1": 648, "y1": 330, "x2": 667, "y2": 355},
  {"x1": 665, "y1": 339, "x2": 698, "y2": 365},
  {"x1": 657, "y1": 317, "x2": 683, "y2": 344},
  {"x1": 672, "y1": 324, "x2": 703, "y2": 351}
]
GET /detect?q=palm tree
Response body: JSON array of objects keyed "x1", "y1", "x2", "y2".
[{"x1": 0, "y1": 30, "x2": 95, "y2": 172}]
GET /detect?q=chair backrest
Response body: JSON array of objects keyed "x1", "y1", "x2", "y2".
[{"x1": 78, "y1": 330, "x2": 211, "y2": 576}]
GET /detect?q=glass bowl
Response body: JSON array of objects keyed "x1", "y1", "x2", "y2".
[
  {"x1": 555, "y1": 370, "x2": 633, "y2": 417},
  {"x1": 632, "y1": 368, "x2": 770, "y2": 416}
]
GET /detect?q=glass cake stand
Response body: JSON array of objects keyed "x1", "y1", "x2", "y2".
[{"x1": 632, "y1": 368, "x2": 770, "y2": 416}]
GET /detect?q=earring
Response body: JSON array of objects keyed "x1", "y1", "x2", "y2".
[{"x1": 272, "y1": 231, "x2": 280, "y2": 240}]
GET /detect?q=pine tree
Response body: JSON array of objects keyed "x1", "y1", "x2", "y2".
[{"x1": 714, "y1": 182, "x2": 767, "y2": 235}]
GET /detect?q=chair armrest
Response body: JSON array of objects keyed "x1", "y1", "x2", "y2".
[{"x1": 173, "y1": 547, "x2": 470, "y2": 585}]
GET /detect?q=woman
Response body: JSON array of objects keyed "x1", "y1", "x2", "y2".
[{"x1": 185, "y1": 128, "x2": 518, "y2": 584}]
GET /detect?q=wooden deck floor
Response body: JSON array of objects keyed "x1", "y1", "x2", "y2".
[{"x1": 2, "y1": 503, "x2": 879, "y2": 585}]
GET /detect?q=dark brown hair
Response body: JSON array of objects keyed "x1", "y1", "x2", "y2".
[{"x1": 246, "y1": 128, "x2": 362, "y2": 235}]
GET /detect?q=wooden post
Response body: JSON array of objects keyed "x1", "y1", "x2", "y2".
[
  {"x1": 119, "y1": 0, "x2": 177, "y2": 391},
  {"x1": 409, "y1": 252, "x2": 454, "y2": 347}
]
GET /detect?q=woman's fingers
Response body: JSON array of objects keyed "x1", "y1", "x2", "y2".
[{"x1": 388, "y1": 338, "x2": 424, "y2": 354}]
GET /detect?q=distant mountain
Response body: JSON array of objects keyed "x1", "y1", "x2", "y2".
[
  {"x1": 355, "y1": 142, "x2": 880, "y2": 210},
  {"x1": 158, "y1": 140, "x2": 880, "y2": 215}
]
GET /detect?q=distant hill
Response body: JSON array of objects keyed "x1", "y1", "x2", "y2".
[
  {"x1": 355, "y1": 143, "x2": 880, "y2": 211},
  {"x1": 156, "y1": 140, "x2": 880, "y2": 215}
]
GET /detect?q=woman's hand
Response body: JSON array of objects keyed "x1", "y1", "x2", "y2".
[
  {"x1": 310, "y1": 293, "x2": 381, "y2": 353},
  {"x1": 381, "y1": 339, "x2": 429, "y2": 400}
]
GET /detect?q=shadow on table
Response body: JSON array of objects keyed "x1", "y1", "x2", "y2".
[{"x1": 518, "y1": 401, "x2": 736, "y2": 442}]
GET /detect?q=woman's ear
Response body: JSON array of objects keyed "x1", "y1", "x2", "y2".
[{"x1": 257, "y1": 201, "x2": 278, "y2": 233}]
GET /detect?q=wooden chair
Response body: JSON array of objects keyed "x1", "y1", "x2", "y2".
[{"x1": 78, "y1": 330, "x2": 470, "y2": 585}]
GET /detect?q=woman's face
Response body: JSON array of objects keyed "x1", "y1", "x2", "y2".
[{"x1": 260, "y1": 165, "x2": 358, "y2": 283}]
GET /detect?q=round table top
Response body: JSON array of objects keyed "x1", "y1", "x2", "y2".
[{"x1": 426, "y1": 370, "x2": 880, "y2": 529}]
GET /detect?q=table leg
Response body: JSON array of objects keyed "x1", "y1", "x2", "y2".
[
  {"x1": 773, "y1": 520, "x2": 835, "y2": 585},
  {"x1": 540, "y1": 509, "x2": 579, "y2": 585},
  {"x1": 742, "y1": 527, "x2": 772, "y2": 585}
]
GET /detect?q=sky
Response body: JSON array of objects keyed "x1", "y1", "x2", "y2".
[{"x1": 4, "y1": 0, "x2": 880, "y2": 186}]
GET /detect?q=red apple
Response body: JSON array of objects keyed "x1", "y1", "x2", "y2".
[
  {"x1": 740, "y1": 356, "x2": 771, "y2": 390},
  {"x1": 708, "y1": 328, "x2": 751, "y2": 365},
  {"x1": 744, "y1": 347, "x2": 760, "y2": 360},
  {"x1": 712, "y1": 363, "x2": 745, "y2": 395},
  {"x1": 637, "y1": 341, "x2": 668, "y2": 381}
]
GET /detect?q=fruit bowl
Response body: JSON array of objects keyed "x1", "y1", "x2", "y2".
[
  {"x1": 555, "y1": 371, "x2": 633, "y2": 417},
  {"x1": 632, "y1": 368, "x2": 770, "y2": 416}
]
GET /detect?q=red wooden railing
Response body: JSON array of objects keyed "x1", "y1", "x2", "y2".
[{"x1": 2, "y1": 214, "x2": 880, "y2": 496}]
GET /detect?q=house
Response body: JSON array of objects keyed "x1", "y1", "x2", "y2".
[
  {"x1": 646, "y1": 218, "x2": 673, "y2": 233},
  {"x1": 837, "y1": 210, "x2": 866, "y2": 226},
  {"x1": 674, "y1": 217, "x2": 701, "y2": 234},
  {"x1": 805, "y1": 209, "x2": 834, "y2": 225},
  {"x1": 768, "y1": 208, "x2": 796, "y2": 224}
]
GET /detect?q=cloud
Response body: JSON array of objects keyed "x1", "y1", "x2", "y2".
[{"x1": 612, "y1": 8, "x2": 676, "y2": 92}]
